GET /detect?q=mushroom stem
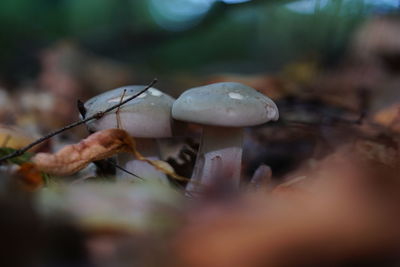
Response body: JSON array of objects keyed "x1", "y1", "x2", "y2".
[
  {"x1": 186, "y1": 125, "x2": 243, "y2": 194},
  {"x1": 117, "y1": 138, "x2": 168, "y2": 183}
]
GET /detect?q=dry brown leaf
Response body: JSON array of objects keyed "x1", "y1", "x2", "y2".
[
  {"x1": 32, "y1": 128, "x2": 134, "y2": 176},
  {"x1": 32, "y1": 128, "x2": 190, "y2": 181}
]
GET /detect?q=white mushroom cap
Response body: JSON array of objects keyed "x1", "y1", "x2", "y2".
[
  {"x1": 172, "y1": 82, "x2": 278, "y2": 127},
  {"x1": 84, "y1": 85, "x2": 175, "y2": 138}
]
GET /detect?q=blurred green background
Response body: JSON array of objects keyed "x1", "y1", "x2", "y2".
[{"x1": 0, "y1": 0, "x2": 398, "y2": 84}]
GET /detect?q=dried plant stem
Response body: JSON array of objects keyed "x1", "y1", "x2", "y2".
[
  {"x1": 0, "y1": 79, "x2": 157, "y2": 163},
  {"x1": 127, "y1": 136, "x2": 191, "y2": 183},
  {"x1": 116, "y1": 89, "x2": 127, "y2": 129}
]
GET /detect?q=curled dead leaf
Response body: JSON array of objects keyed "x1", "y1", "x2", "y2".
[
  {"x1": 32, "y1": 128, "x2": 133, "y2": 176},
  {"x1": 31, "y1": 128, "x2": 190, "y2": 181}
]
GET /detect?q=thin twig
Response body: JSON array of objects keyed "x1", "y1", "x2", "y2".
[
  {"x1": 0, "y1": 79, "x2": 157, "y2": 163},
  {"x1": 106, "y1": 159, "x2": 144, "y2": 180}
]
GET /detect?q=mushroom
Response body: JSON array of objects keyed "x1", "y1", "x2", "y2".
[
  {"x1": 172, "y1": 82, "x2": 278, "y2": 194},
  {"x1": 84, "y1": 85, "x2": 175, "y2": 183}
]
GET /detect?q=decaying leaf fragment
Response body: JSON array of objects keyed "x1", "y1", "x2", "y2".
[
  {"x1": 16, "y1": 162, "x2": 44, "y2": 190},
  {"x1": 32, "y1": 128, "x2": 134, "y2": 176},
  {"x1": 32, "y1": 128, "x2": 190, "y2": 181}
]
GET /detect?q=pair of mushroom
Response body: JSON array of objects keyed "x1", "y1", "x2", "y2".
[{"x1": 83, "y1": 82, "x2": 279, "y2": 193}]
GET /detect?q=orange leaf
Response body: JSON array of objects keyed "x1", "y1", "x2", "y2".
[{"x1": 16, "y1": 162, "x2": 43, "y2": 190}]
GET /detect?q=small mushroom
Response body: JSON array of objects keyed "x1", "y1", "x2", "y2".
[
  {"x1": 172, "y1": 82, "x2": 278, "y2": 194},
  {"x1": 84, "y1": 85, "x2": 175, "y2": 182},
  {"x1": 248, "y1": 164, "x2": 272, "y2": 192}
]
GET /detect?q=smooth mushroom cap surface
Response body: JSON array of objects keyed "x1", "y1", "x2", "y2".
[
  {"x1": 84, "y1": 85, "x2": 175, "y2": 138},
  {"x1": 172, "y1": 82, "x2": 279, "y2": 127}
]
